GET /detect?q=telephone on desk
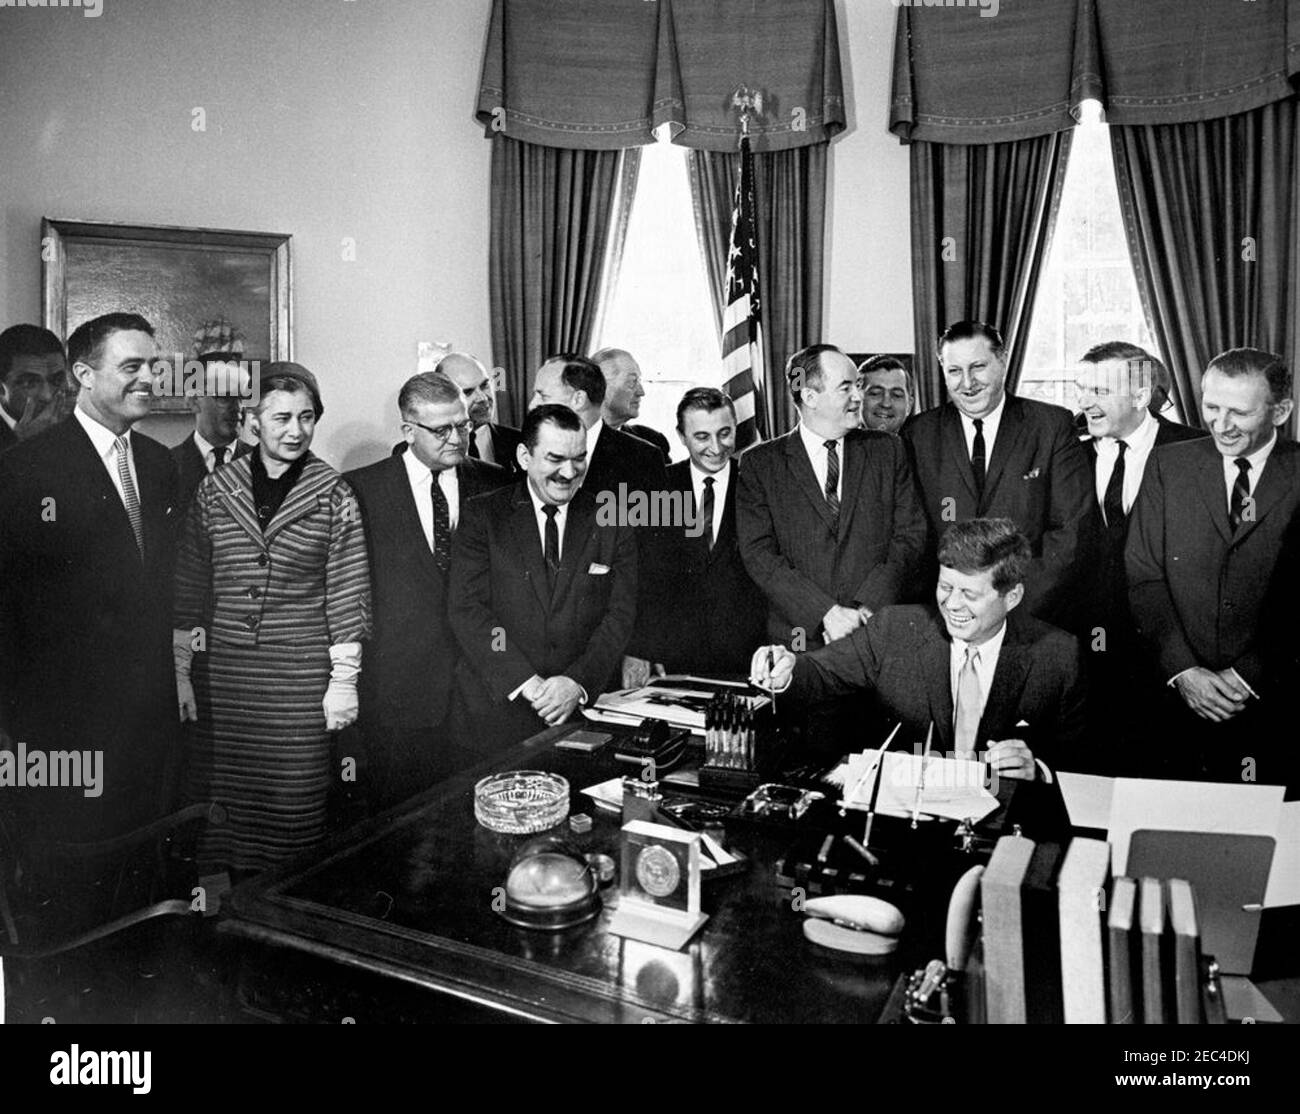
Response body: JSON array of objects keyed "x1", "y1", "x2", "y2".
[{"x1": 612, "y1": 718, "x2": 690, "y2": 774}]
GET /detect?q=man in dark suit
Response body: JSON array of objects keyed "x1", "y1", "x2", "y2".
[
  {"x1": 437, "y1": 351, "x2": 523, "y2": 473},
  {"x1": 0, "y1": 313, "x2": 178, "y2": 929},
  {"x1": 737, "y1": 344, "x2": 926, "y2": 650},
  {"x1": 529, "y1": 353, "x2": 667, "y2": 499},
  {"x1": 347, "y1": 373, "x2": 510, "y2": 811},
  {"x1": 753, "y1": 520, "x2": 1084, "y2": 809},
  {"x1": 1127, "y1": 347, "x2": 1300, "y2": 785},
  {"x1": 0, "y1": 324, "x2": 68, "y2": 456},
  {"x1": 171, "y1": 351, "x2": 244, "y2": 515},
  {"x1": 1074, "y1": 343, "x2": 1207, "y2": 774},
  {"x1": 592, "y1": 347, "x2": 672, "y2": 461},
  {"x1": 449, "y1": 404, "x2": 638, "y2": 756},
  {"x1": 902, "y1": 321, "x2": 1099, "y2": 632},
  {"x1": 623, "y1": 388, "x2": 765, "y2": 685}
]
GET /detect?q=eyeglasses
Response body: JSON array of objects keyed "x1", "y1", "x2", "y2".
[{"x1": 407, "y1": 419, "x2": 473, "y2": 443}]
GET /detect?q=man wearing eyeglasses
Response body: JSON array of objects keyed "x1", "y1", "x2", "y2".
[{"x1": 345, "y1": 372, "x2": 510, "y2": 812}]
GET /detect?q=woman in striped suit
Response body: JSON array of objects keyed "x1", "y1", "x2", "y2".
[{"x1": 173, "y1": 363, "x2": 371, "y2": 875}]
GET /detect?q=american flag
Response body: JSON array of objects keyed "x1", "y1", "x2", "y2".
[{"x1": 721, "y1": 134, "x2": 767, "y2": 450}]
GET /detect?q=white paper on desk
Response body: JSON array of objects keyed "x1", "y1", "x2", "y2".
[
  {"x1": 1108, "y1": 779, "x2": 1285, "y2": 877},
  {"x1": 838, "y1": 749, "x2": 997, "y2": 823},
  {"x1": 1058, "y1": 771, "x2": 1115, "y2": 831},
  {"x1": 1264, "y1": 802, "x2": 1300, "y2": 907}
]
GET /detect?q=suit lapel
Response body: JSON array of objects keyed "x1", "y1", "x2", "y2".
[
  {"x1": 212, "y1": 458, "x2": 266, "y2": 549},
  {"x1": 836, "y1": 435, "x2": 866, "y2": 540},
  {"x1": 509, "y1": 486, "x2": 552, "y2": 611},
  {"x1": 553, "y1": 493, "x2": 595, "y2": 605},
  {"x1": 65, "y1": 419, "x2": 140, "y2": 557},
  {"x1": 710, "y1": 460, "x2": 739, "y2": 563},
  {"x1": 784, "y1": 430, "x2": 837, "y2": 533},
  {"x1": 394, "y1": 457, "x2": 440, "y2": 578},
  {"x1": 1194, "y1": 447, "x2": 1233, "y2": 544},
  {"x1": 1232, "y1": 443, "x2": 1297, "y2": 546},
  {"x1": 941, "y1": 405, "x2": 979, "y2": 505},
  {"x1": 978, "y1": 622, "x2": 1032, "y2": 746},
  {"x1": 981, "y1": 397, "x2": 1023, "y2": 510},
  {"x1": 921, "y1": 619, "x2": 955, "y2": 752}
]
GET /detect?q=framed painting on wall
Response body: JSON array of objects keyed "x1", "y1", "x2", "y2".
[{"x1": 41, "y1": 218, "x2": 292, "y2": 412}]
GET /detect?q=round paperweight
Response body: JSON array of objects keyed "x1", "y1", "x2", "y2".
[{"x1": 474, "y1": 770, "x2": 570, "y2": 834}]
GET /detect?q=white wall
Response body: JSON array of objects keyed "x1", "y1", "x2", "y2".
[{"x1": 0, "y1": 0, "x2": 494, "y2": 470}]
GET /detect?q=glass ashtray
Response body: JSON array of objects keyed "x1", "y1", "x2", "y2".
[{"x1": 474, "y1": 770, "x2": 571, "y2": 834}]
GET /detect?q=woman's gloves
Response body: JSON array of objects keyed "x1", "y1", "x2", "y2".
[
  {"x1": 173, "y1": 628, "x2": 198, "y2": 722},
  {"x1": 323, "y1": 641, "x2": 362, "y2": 731}
]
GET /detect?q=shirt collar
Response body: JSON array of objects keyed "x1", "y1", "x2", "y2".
[
  {"x1": 193, "y1": 429, "x2": 235, "y2": 463},
  {"x1": 796, "y1": 420, "x2": 841, "y2": 458},
  {"x1": 1099, "y1": 409, "x2": 1157, "y2": 455},
  {"x1": 74, "y1": 405, "x2": 127, "y2": 459},
  {"x1": 689, "y1": 459, "x2": 729, "y2": 490},
  {"x1": 958, "y1": 393, "x2": 1006, "y2": 434},
  {"x1": 526, "y1": 480, "x2": 569, "y2": 521},
  {"x1": 401, "y1": 443, "x2": 433, "y2": 486},
  {"x1": 0, "y1": 403, "x2": 17, "y2": 432},
  {"x1": 1226, "y1": 430, "x2": 1278, "y2": 477},
  {"x1": 950, "y1": 616, "x2": 1008, "y2": 660}
]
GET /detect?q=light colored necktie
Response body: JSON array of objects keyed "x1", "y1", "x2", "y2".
[
  {"x1": 953, "y1": 644, "x2": 982, "y2": 759},
  {"x1": 114, "y1": 435, "x2": 145, "y2": 558}
]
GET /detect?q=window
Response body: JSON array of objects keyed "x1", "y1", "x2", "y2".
[
  {"x1": 1018, "y1": 104, "x2": 1171, "y2": 417},
  {"x1": 594, "y1": 138, "x2": 720, "y2": 458}
]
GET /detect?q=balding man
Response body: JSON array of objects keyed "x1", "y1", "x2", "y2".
[
  {"x1": 436, "y1": 351, "x2": 523, "y2": 473},
  {"x1": 591, "y1": 347, "x2": 671, "y2": 461}
]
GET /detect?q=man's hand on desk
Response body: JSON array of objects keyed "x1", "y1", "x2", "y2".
[
  {"x1": 822, "y1": 605, "x2": 863, "y2": 644},
  {"x1": 984, "y1": 739, "x2": 1037, "y2": 781},
  {"x1": 1172, "y1": 666, "x2": 1249, "y2": 721},
  {"x1": 530, "y1": 675, "x2": 583, "y2": 725},
  {"x1": 749, "y1": 644, "x2": 795, "y2": 693}
]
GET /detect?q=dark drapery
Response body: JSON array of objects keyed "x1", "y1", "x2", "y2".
[
  {"x1": 1110, "y1": 99, "x2": 1300, "y2": 424},
  {"x1": 488, "y1": 138, "x2": 640, "y2": 424},
  {"x1": 687, "y1": 144, "x2": 828, "y2": 435},
  {"x1": 908, "y1": 131, "x2": 1074, "y2": 408}
]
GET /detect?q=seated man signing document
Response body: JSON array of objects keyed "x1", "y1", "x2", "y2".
[{"x1": 750, "y1": 518, "x2": 1086, "y2": 781}]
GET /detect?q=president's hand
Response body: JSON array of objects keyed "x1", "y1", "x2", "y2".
[
  {"x1": 531, "y1": 675, "x2": 583, "y2": 725},
  {"x1": 985, "y1": 739, "x2": 1037, "y2": 781},
  {"x1": 749, "y1": 645, "x2": 795, "y2": 693},
  {"x1": 1173, "y1": 667, "x2": 1248, "y2": 722},
  {"x1": 822, "y1": 605, "x2": 863, "y2": 643}
]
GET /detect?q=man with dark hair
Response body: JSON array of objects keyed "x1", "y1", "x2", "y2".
[
  {"x1": 1127, "y1": 347, "x2": 1300, "y2": 784},
  {"x1": 591, "y1": 347, "x2": 671, "y2": 461},
  {"x1": 752, "y1": 518, "x2": 1085, "y2": 784},
  {"x1": 172, "y1": 351, "x2": 246, "y2": 514},
  {"x1": 857, "y1": 355, "x2": 914, "y2": 435},
  {"x1": 901, "y1": 320, "x2": 1099, "y2": 632},
  {"x1": 436, "y1": 351, "x2": 522, "y2": 473},
  {"x1": 346, "y1": 373, "x2": 509, "y2": 810},
  {"x1": 449, "y1": 403, "x2": 638, "y2": 756},
  {"x1": 529, "y1": 353, "x2": 667, "y2": 498},
  {"x1": 0, "y1": 323, "x2": 68, "y2": 453},
  {"x1": 623, "y1": 388, "x2": 765, "y2": 683},
  {"x1": 0, "y1": 312, "x2": 178, "y2": 927}
]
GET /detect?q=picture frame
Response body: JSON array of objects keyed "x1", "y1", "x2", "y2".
[{"x1": 41, "y1": 218, "x2": 292, "y2": 412}]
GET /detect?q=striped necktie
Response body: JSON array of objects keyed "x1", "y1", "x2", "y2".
[
  {"x1": 824, "y1": 440, "x2": 841, "y2": 528},
  {"x1": 114, "y1": 435, "x2": 145, "y2": 558}
]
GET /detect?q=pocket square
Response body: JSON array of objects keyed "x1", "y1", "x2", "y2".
[
  {"x1": 588, "y1": 563, "x2": 611, "y2": 575},
  {"x1": 1022, "y1": 467, "x2": 1041, "y2": 480}
]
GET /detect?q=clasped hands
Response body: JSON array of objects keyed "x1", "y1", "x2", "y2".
[
  {"x1": 822, "y1": 604, "x2": 872, "y2": 644},
  {"x1": 1173, "y1": 666, "x2": 1253, "y2": 722},
  {"x1": 521, "y1": 674, "x2": 583, "y2": 725}
]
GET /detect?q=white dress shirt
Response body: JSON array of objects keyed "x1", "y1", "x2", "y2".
[
  {"x1": 1221, "y1": 431, "x2": 1277, "y2": 509},
  {"x1": 796, "y1": 422, "x2": 844, "y2": 502},
  {"x1": 1093, "y1": 409, "x2": 1159, "y2": 517},
  {"x1": 690, "y1": 461, "x2": 729, "y2": 544},
  {"x1": 74, "y1": 406, "x2": 137, "y2": 508},
  {"x1": 0, "y1": 402, "x2": 17, "y2": 432},
  {"x1": 584, "y1": 418, "x2": 603, "y2": 466},
  {"x1": 957, "y1": 394, "x2": 1006, "y2": 460},
  {"x1": 402, "y1": 448, "x2": 460, "y2": 552},
  {"x1": 948, "y1": 620, "x2": 1007, "y2": 728}
]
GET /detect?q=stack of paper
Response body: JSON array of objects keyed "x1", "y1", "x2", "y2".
[{"x1": 836, "y1": 749, "x2": 998, "y2": 824}]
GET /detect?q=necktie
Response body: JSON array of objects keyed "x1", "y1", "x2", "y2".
[
  {"x1": 971, "y1": 419, "x2": 986, "y2": 498},
  {"x1": 430, "y1": 473, "x2": 452, "y2": 572},
  {"x1": 700, "y1": 476, "x2": 716, "y2": 550},
  {"x1": 953, "y1": 645, "x2": 982, "y2": 759},
  {"x1": 211, "y1": 444, "x2": 228, "y2": 471},
  {"x1": 1229, "y1": 458, "x2": 1252, "y2": 531},
  {"x1": 824, "y1": 440, "x2": 841, "y2": 528},
  {"x1": 542, "y1": 504, "x2": 560, "y2": 593},
  {"x1": 1103, "y1": 439, "x2": 1128, "y2": 529},
  {"x1": 114, "y1": 435, "x2": 145, "y2": 558},
  {"x1": 468, "y1": 430, "x2": 481, "y2": 460}
]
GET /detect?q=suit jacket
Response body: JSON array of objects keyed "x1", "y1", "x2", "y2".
[
  {"x1": 582, "y1": 421, "x2": 669, "y2": 499},
  {"x1": 171, "y1": 432, "x2": 239, "y2": 518},
  {"x1": 0, "y1": 417, "x2": 179, "y2": 840},
  {"x1": 737, "y1": 427, "x2": 927, "y2": 644},
  {"x1": 482, "y1": 422, "x2": 524, "y2": 473},
  {"x1": 622, "y1": 422, "x2": 672, "y2": 463},
  {"x1": 346, "y1": 454, "x2": 509, "y2": 729},
  {"x1": 630, "y1": 459, "x2": 766, "y2": 674},
  {"x1": 902, "y1": 397, "x2": 1100, "y2": 629},
  {"x1": 1126, "y1": 437, "x2": 1300, "y2": 690},
  {"x1": 449, "y1": 482, "x2": 637, "y2": 749},
  {"x1": 791, "y1": 605, "x2": 1086, "y2": 767},
  {"x1": 0, "y1": 418, "x2": 17, "y2": 455}
]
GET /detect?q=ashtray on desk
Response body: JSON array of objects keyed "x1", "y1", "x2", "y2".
[{"x1": 474, "y1": 770, "x2": 570, "y2": 834}]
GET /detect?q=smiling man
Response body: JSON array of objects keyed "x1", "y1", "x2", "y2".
[
  {"x1": 0, "y1": 313, "x2": 179, "y2": 929},
  {"x1": 857, "y1": 355, "x2": 914, "y2": 435},
  {"x1": 902, "y1": 320, "x2": 1099, "y2": 633},
  {"x1": 449, "y1": 403, "x2": 637, "y2": 757},
  {"x1": 1126, "y1": 347, "x2": 1300, "y2": 784},
  {"x1": 750, "y1": 518, "x2": 1085, "y2": 795}
]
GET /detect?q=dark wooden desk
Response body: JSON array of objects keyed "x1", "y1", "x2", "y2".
[{"x1": 220, "y1": 726, "x2": 1015, "y2": 1024}]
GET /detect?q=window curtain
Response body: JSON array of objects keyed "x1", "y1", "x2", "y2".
[
  {"x1": 687, "y1": 145, "x2": 827, "y2": 436},
  {"x1": 908, "y1": 132, "x2": 1074, "y2": 408},
  {"x1": 488, "y1": 139, "x2": 640, "y2": 425}
]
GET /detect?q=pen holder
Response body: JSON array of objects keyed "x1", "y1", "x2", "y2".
[{"x1": 698, "y1": 705, "x2": 783, "y2": 795}]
